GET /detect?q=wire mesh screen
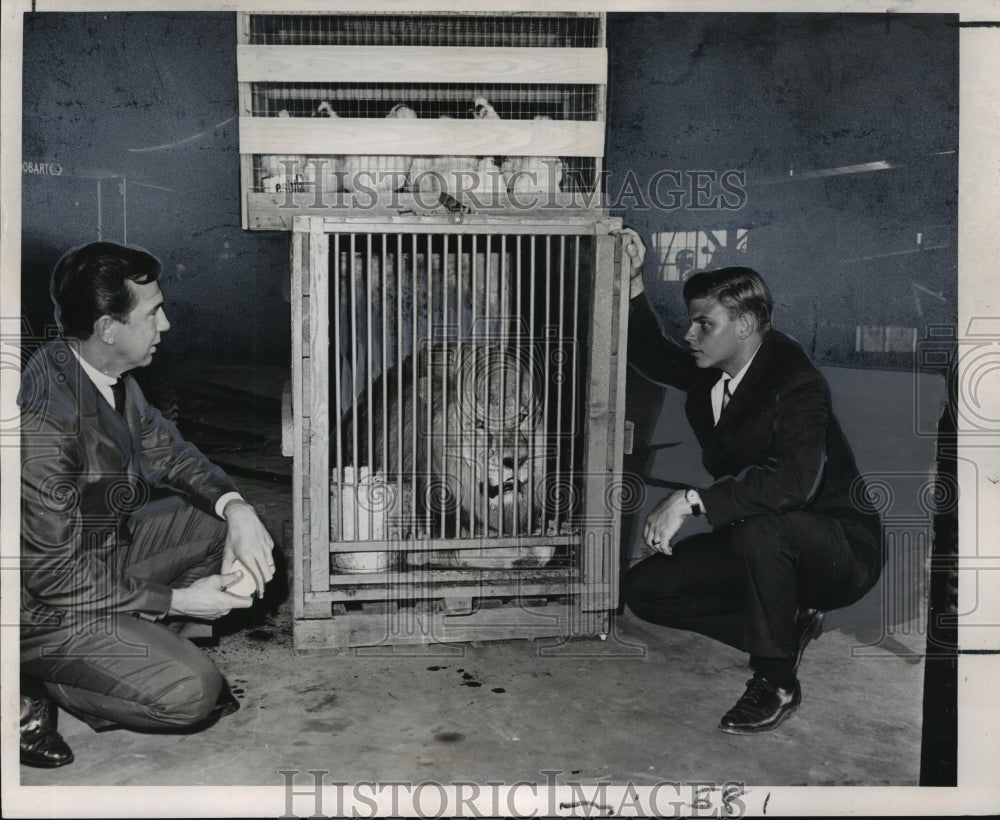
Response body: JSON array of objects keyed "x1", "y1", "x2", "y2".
[
  {"x1": 328, "y1": 231, "x2": 591, "y2": 571},
  {"x1": 250, "y1": 85, "x2": 600, "y2": 195},
  {"x1": 250, "y1": 13, "x2": 602, "y2": 48},
  {"x1": 252, "y1": 82, "x2": 600, "y2": 121}
]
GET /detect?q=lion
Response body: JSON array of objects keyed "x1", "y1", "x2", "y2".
[{"x1": 339, "y1": 342, "x2": 557, "y2": 568}]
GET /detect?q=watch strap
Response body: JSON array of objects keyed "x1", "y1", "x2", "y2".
[{"x1": 685, "y1": 488, "x2": 702, "y2": 517}]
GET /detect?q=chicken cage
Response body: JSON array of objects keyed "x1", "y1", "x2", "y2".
[
  {"x1": 290, "y1": 213, "x2": 630, "y2": 650},
  {"x1": 237, "y1": 11, "x2": 608, "y2": 229}
]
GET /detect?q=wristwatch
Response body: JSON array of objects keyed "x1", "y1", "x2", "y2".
[{"x1": 685, "y1": 488, "x2": 702, "y2": 517}]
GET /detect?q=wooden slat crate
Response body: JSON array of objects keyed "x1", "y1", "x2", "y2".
[
  {"x1": 237, "y1": 11, "x2": 607, "y2": 230},
  {"x1": 290, "y1": 213, "x2": 629, "y2": 650}
]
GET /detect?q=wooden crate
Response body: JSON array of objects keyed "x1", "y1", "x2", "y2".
[
  {"x1": 290, "y1": 213, "x2": 628, "y2": 650},
  {"x1": 237, "y1": 11, "x2": 607, "y2": 230}
]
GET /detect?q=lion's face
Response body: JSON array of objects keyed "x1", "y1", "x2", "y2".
[{"x1": 422, "y1": 344, "x2": 546, "y2": 537}]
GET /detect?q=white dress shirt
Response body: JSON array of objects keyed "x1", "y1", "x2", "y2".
[
  {"x1": 70, "y1": 345, "x2": 118, "y2": 409},
  {"x1": 711, "y1": 341, "x2": 763, "y2": 425}
]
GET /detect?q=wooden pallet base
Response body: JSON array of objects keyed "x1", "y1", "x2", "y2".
[{"x1": 293, "y1": 601, "x2": 609, "y2": 651}]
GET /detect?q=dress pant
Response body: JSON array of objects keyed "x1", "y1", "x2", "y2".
[
  {"x1": 21, "y1": 495, "x2": 228, "y2": 731},
  {"x1": 622, "y1": 511, "x2": 881, "y2": 659}
]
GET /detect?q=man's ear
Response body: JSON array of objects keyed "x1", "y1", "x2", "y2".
[
  {"x1": 94, "y1": 315, "x2": 118, "y2": 345},
  {"x1": 737, "y1": 312, "x2": 756, "y2": 339}
]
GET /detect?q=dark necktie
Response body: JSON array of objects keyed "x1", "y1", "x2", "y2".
[
  {"x1": 721, "y1": 378, "x2": 733, "y2": 412},
  {"x1": 111, "y1": 376, "x2": 126, "y2": 415}
]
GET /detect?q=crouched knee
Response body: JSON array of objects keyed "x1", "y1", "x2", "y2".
[
  {"x1": 729, "y1": 514, "x2": 788, "y2": 556},
  {"x1": 620, "y1": 559, "x2": 653, "y2": 610},
  {"x1": 620, "y1": 554, "x2": 679, "y2": 614},
  {"x1": 148, "y1": 661, "x2": 224, "y2": 728}
]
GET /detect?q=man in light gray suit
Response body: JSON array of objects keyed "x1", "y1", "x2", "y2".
[{"x1": 20, "y1": 241, "x2": 275, "y2": 767}]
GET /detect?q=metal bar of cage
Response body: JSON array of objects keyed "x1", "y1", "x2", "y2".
[{"x1": 330, "y1": 224, "x2": 589, "y2": 552}]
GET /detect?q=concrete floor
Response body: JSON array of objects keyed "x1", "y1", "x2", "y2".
[{"x1": 20, "y1": 363, "x2": 939, "y2": 790}]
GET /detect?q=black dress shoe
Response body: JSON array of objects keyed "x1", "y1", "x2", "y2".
[
  {"x1": 793, "y1": 608, "x2": 825, "y2": 672},
  {"x1": 718, "y1": 675, "x2": 801, "y2": 735},
  {"x1": 21, "y1": 694, "x2": 74, "y2": 768}
]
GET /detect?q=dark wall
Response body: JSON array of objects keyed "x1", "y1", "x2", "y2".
[
  {"x1": 606, "y1": 13, "x2": 957, "y2": 366},
  {"x1": 20, "y1": 12, "x2": 957, "y2": 373},
  {"x1": 21, "y1": 12, "x2": 290, "y2": 372}
]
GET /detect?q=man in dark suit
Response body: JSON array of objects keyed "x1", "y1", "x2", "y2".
[
  {"x1": 616, "y1": 229, "x2": 883, "y2": 734},
  {"x1": 19, "y1": 241, "x2": 276, "y2": 767}
]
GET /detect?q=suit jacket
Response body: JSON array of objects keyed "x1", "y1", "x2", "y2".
[
  {"x1": 628, "y1": 295, "x2": 883, "y2": 572},
  {"x1": 19, "y1": 338, "x2": 239, "y2": 629}
]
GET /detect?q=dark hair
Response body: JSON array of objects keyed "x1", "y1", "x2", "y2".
[
  {"x1": 50, "y1": 241, "x2": 162, "y2": 340},
  {"x1": 682, "y1": 266, "x2": 772, "y2": 332}
]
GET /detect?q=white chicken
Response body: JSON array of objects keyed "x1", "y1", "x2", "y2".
[
  {"x1": 411, "y1": 97, "x2": 504, "y2": 206},
  {"x1": 469, "y1": 97, "x2": 505, "y2": 202},
  {"x1": 303, "y1": 101, "x2": 341, "y2": 194},
  {"x1": 472, "y1": 95, "x2": 500, "y2": 121},
  {"x1": 501, "y1": 115, "x2": 564, "y2": 197},
  {"x1": 314, "y1": 100, "x2": 336, "y2": 118},
  {"x1": 340, "y1": 102, "x2": 417, "y2": 194}
]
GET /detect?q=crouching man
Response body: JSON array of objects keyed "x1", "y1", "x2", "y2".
[
  {"x1": 20, "y1": 241, "x2": 275, "y2": 767},
  {"x1": 616, "y1": 228, "x2": 884, "y2": 734}
]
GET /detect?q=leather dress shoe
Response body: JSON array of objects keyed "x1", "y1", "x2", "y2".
[
  {"x1": 793, "y1": 608, "x2": 825, "y2": 672},
  {"x1": 718, "y1": 675, "x2": 801, "y2": 735},
  {"x1": 21, "y1": 694, "x2": 74, "y2": 768}
]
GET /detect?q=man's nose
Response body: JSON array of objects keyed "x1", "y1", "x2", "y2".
[
  {"x1": 683, "y1": 325, "x2": 696, "y2": 343},
  {"x1": 158, "y1": 312, "x2": 171, "y2": 332}
]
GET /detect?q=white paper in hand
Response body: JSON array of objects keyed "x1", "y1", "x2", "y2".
[{"x1": 223, "y1": 559, "x2": 257, "y2": 598}]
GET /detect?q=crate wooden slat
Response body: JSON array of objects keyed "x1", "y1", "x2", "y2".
[
  {"x1": 290, "y1": 213, "x2": 307, "y2": 619},
  {"x1": 325, "y1": 570, "x2": 577, "y2": 588},
  {"x1": 247, "y1": 197, "x2": 608, "y2": 230},
  {"x1": 239, "y1": 117, "x2": 604, "y2": 158},
  {"x1": 578, "y1": 218, "x2": 627, "y2": 613},
  {"x1": 237, "y1": 13, "x2": 255, "y2": 233},
  {"x1": 295, "y1": 603, "x2": 609, "y2": 651},
  {"x1": 238, "y1": 45, "x2": 607, "y2": 84},
  {"x1": 316, "y1": 580, "x2": 585, "y2": 603},
  {"x1": 304, "y1": 219, "x2": 332, "y2": 595},
  {"x1": 315, "y1": 534, "x2": 577, "y2": 553}
]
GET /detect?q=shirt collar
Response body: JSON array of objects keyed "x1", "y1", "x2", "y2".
[
  {"x1": 68, "y1": 343, "x2": 119, "y2": 404},
  {"x1": 718, "y1": 339, "x2": 763, "y2": 394}
]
